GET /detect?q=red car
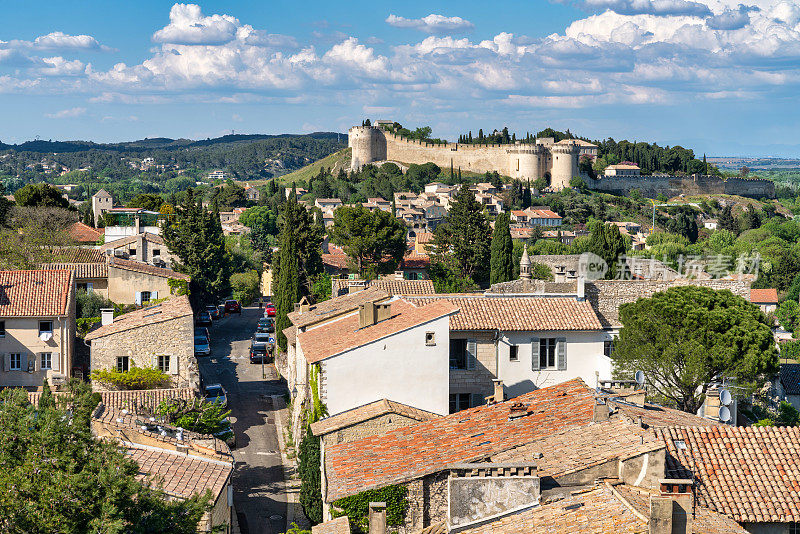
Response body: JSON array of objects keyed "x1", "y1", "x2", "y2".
[
  {"x1": 224, "y1": 300, "x2": 242, "y2": 314},
  {"x1": 264, "y1": 303, "x2": 276, "y2": 317}
]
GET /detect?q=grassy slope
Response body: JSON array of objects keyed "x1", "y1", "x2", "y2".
[{"x1": 247, "y1": 148, "x2": 352, "y2": 186}]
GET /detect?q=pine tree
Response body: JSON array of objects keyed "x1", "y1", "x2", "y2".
[
  {"x1": 275, "y1": 189, "x2": 302, "y2": 351},
  {"x1": 718, "y1": 205, "x2": 738, "y2": 234},
  {"x1": 490, "y1": 213, "x2": 514, "y2": 285},
  {"x1": 431, "y1": 184, "x2": 491, "y2": 285},
  {"x1": 523, "y1": 180, "x2": 532, "y2": 208},
  {"x1": 162, "y1": 189, "x2": 231, "y2": 308}
]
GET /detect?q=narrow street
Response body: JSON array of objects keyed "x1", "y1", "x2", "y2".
[{"x1": 197, "y1": 306, "x2": 289, "y2": 534}]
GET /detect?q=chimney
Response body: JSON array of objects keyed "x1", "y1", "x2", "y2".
[
  {"x1": 577, "y1": 276, "x2": 585, "y2": 300},
  {"x1": 593, "y1": 399, "x2": 610, "y2": 422},
  {"x1": 508, "y1": 402, "x2": 528, "y2": 420},
  {"x1": 359, "y1": 301, "x2": 377, "y2": 328},
  {"x1": 488, "y1": 379, "x2": 505, "y2": 404},
  {"x1": 368, "y1": 502, "x2": 387, "y2": 534},
  {"x1": 649, "y1": 479, "x2": 693, "y2": 534},
  {"x1": 101, "y1": 308, "x2": 114, "y2": 326},
  {"x1": 375, "y1": 302, "x2": 392, "y2": 322}
]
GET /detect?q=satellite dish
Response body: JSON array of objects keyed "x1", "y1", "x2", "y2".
[
  {"x1": 635, "y1": 371, "x2": 645, "y2": 385},
  {"x1": 719, "y1": 389, "x2": 732, "y2": 406},
  {"x1": 719, "y1": 405, "x2": 731, "y2": 423}
]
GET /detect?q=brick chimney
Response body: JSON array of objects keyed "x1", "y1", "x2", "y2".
[
  {"x1": 649, "y1": 479, "x2": 693, "y2": 534},
  {"x1": 101, "y1": 308, "x2": 114, "y2": 326},
  {"x1": 368, "y1": 502, "x2": 387, "y2": 534},
  {"x1": 487, "y1": 379, "x2": 505, "y2": 405}
]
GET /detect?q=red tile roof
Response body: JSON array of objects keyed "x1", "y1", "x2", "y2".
[
  {"x1": 108, "y1": 257, "x2": 190, "y2": 281},
  {"x1": 46, "y1": 247, "x2": 107, "y2": 264},
  {"x1": 85, "y1": 295, "x2": 193, "y2": 340},
  {"x1": 415, "y1": 232, "x2": 434, "y2": 244},
  {"x1": 287, "y1": 287, "x2": 390, "y2": 329},
  {"x1": 298, "y1": 299, "x2": 459, "y2": 363},
  {"x1": 331, "y1": 279, "x2": 435, "y2": 297},
  {"x1": 0, "y1": 270, "x2": 73, "y2": 317},
  {"x1": 751, "y1": 288, "x2": 778, "y2": 304},
  {"x1": 68, "y1": 222, "x2": 103, "y2": 243},
  {"x1": 41, "y1": 262, "x2": 108, "y2": 279},
  {"x1": 27, "y1": 387, "x2": 195, "y2": 409},
  {"x1": 324, "y1": 379, "x2": 596, "y2": 500},
  {"x1": 658, "y1": 426, "x2": 800, "y2": 523},
  {"x1": 101, "y1": 232, "x2": 165, "y2": 250},
  {"x1": 126, "y1": 446, "x2": 232, "y2": 500},
  {"x1": 310, "y1": 399, "x2": 440, "y2": 437},
  {"x1": 406, "y1": 295, "x2": 603, "y2": 331}
]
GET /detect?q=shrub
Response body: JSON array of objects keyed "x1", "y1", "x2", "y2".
[
  {"x1": 230, "y1": 270, "x2": 260, "y2": 306},
  {"x1": 298, "y1": 428, "x2": 322, "y2": 524},
  {"x1": 76, "y1": 317, "x2": 101, "y2": 338},
  {"x1": 156, "y1": 398, "x2": 231, "y2": 436},
  {"x1": 76, "y1": 290, "x2": 115, "y2": 319},
  {"x1": 91, "y1": 366, "x2": 170, "y2": 390},
  {"x1": 332, "y1": 485, "x2": 409, "y2": 534}
]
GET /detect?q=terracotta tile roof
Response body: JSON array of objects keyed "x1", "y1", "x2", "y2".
[
  {"x1": 310, "y1": 399, "x2": 440, "y2": 436},
  {"x1": 85, "y1": 295, "x2": 193, "y2": 340},
  {"x1": 781, "y1": 364, "x2": 800, "y2": 395},
  {"x1": 45, "y1": 247, "x2": 106, "y2": 264},
  {"x1": 489, "y1": 419, "x2": 664, "y2": 478},
  {"x1": 41, "y1": 262, "x2": 108, "y2": 279},
  {"x1": 325, "y1": 379, "x2": 596, "y2": 500},
  {"x1": 108, "y1": 257, "x2": 190, "y2": 281},
  {"x1": 400, "y1": 251, "x2": 430, "y2": 270},
  {"x1": 0, "y1": 270, "x2": 73, "y2": 317},
  {"x1": 415, "y1": 232, "x2": 434, "y2": 244},
  {"x1": 311, "y1": 516, "x2": 350, "y2": 534},
  {"x1": 68, "y1": 222, "x2": 104, "y2": 243},
  {"x1": 609, "y1": 399, "x2": 722, "y2": 429},
  {"x1": 287, "y1": 287, "x2": 390, "y2": 329},
  {"x1": 331, "y1": 279, "x2": 435, "y2": 297},
  {"x1": 657, "y1": 426, "x2": 800, "y2": 523},
  {"x1": 751, "y1": 288, "x2": 778, "y2": 304},
  {"x1": 298, "y1": 299, "x2": 459, "y2": 363},
  {"x1": 101, "y1": 232, "x2": 165, "y2": 250},
  {"x1": 126, "y1": 445, "x2": 232, "y2": 500},
  {"x1": 510, "y1": 228, "x2": 533, "y2": 239},
  {"x1": 322, "y1": 251, "x2": 349, "y2": 270},
  {"x1": 27, "y1": 387, "x2": 195, "y2": 409},
  {"x1": 406, "y1": 295, "x2": 603, "y2": 331}
]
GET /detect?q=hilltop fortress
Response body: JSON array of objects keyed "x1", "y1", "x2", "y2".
[{"x1": 348, "y1": 124, "x2": 774, "y2": 199}]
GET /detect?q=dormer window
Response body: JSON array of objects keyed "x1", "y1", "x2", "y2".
[{"x1": 39, "y1": 321, "x2": 53, "y2": 336}]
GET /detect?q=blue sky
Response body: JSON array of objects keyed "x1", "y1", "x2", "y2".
[{"x1": 2, "y1": 0, "x2": 800, "y2": 156}]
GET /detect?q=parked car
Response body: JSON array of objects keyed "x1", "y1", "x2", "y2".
[
  {"x1": 204, "y1": 384, "x2": 227, "y2": 407},
  {"x1": 250, "y1": 332, "x2": 274, "y2": 363},
  {"x1": 224, "y1": 300, "x2": 242, "y2": 315},
  {"x1": 214, "y1": 417, "x2": 235, "y2": 448},
  {"x1": 194, "y1": 334, "x2": 211, "y2": 357},
  {"x1": 195, "y1": 327, "x2": 210, "y2": 343},
  {"x1": 206, "y1": 305, "x2": 221, "y2": 320},
  {"x1": 195, "y1": 311, "x2": 212, "y2": 327},
  {"x1": 256, "y1": 317, "x2": 275, "y2": 333},
  {"x1": 263, "y1": 302, "x2": 276, "y2": 317}
]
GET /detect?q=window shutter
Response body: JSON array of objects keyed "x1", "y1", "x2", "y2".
[
  {"x1": 2, "y1": 354, "x2": 8, "y2": 372},
  {"x1": 135, "y1": 292, "x2": 142, "y2": 306},
  {"x1": 531, "y1": 338, "x2": 540, "y2": 371},
  {"x1": 466, "y1": 339, "x2": 477, "y2": 370},
  {"x1": 557, "y1": 338, "x2": 567, "y2": 370},
  {"x1": 34, "y1": 353, "x2": 41, "y2": 372},
  {"x1": 52, "y1": 353, "x2": 60, "y2": 372},
  {"x1": 169, "y1": 355, "x2": 178, "y2": 375},
  {"x1": 151, "y1": 355, "x2": 158, "y2": 369},
  {"x1": 471, "y1": 393, "x2": 485, "y2": 408},
  {"x1": 152, "y1": 291, "x2": 158, "y2": 300},
  {"x1": 21, "y1": 353, "x2": 28, "y2": 372}
]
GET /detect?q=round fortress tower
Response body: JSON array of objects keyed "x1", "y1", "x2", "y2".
[
  {"x1": 550, "y1": 141, "x2": 580, "y2": 191},
  {"x1": 506, "y1": 144, "x2": 547, "y2": 181},
  {"x1": 348, "y1": 126, "x2": 387, "y2": 171}
]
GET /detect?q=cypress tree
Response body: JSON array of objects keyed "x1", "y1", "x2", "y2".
[
  {"x1": 490, "y1": 213, "x2": 514, "y2": 285},
  {"x1": 275, "y1": 188, "x2": 301, "y2": 351},
  {"x1": 523, "y1": 179, "x2": 532, "y2": 208}
]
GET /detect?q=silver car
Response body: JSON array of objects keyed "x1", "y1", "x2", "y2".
[{"x1": 194, "y1": 334, "x2": 211, "y2": 357}]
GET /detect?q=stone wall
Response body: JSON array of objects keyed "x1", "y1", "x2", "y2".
[
  {"x1": 400, "y1": 472, "x2": 449, "y2": 534},
  {"x1": 89, "y1": 314, "x2": 198, "y2": 391},
  {"x1": 449, "y1": 332, "x2": 497, "y2": 405},
  {"x1": 321, "y1": 413, "x2": 426, "y2": 450},
  {"x1": 107, "y1": 266, "x2": 175, "y2": 305},
  {"x1": 587, "y1": 278, "x2": 751, "y2": 328}
]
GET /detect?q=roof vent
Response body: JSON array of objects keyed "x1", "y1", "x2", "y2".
[{"x1": 508, "y1": 402, "x2": 529, "y2": 420}]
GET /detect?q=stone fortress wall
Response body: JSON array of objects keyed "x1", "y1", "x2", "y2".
[{"x1": 348, "y1": 123, "x2": 775, "y2": 198}]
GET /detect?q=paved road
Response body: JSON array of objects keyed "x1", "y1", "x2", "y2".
[{"x1": 197, "y1": 307, "x2": 288, "y2": 534}]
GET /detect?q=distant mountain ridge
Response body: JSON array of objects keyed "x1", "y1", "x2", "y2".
[{"x1": 0, "y1": 132, "x2": 343, "y2": 154}]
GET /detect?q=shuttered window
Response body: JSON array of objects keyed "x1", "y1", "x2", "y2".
[
  {"x1": 538, "y1": 338, "x2": 568, "y2": 370},
  {"x1": 10, "y1": 353, "x2": 22, "y2": 371},
  {"x1": 117, "y1": 356, "x2": 129, "y2": 373},
  {"x1": 40, "y1": 353, "x2": 52, "y2": 370}
]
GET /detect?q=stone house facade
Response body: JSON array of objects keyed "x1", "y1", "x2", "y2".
[
  {"x1": 106, "y1": 257, "x2": 190, "y2": 305},
  {"x1": 85, "y1": 295, "x2": 198, "y2": 391},
  {"x1": 0, "y1": 269, "x2": 76, "y2": 388}
]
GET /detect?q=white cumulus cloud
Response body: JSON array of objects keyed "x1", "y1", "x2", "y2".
[
  {"x1": 33, "y1": 31, "x2": 106, "y2": 51},
  {"x1": 386, "y1": 14, "x2": 474, "y2": 34},
  {"x1": 152, "y1": 3, "x2": 240, "y2": 44},
  {"x1": 45, "y1": 107, "x2": 86, "y2": 119}
]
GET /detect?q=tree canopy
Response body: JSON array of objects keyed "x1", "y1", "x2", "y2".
[
  {"x1": 330, "y1": 205, "x2": 406, "y2": 277},
  {"x1": 586, "y1": 221, "x2": 626, "y2": 279},
  {"x1": 0, "y1": 381, "x2": 211, "y2": 533},
  {"x1": 14, "y1": 183, "x2": 69, "y2": 209},
  {"x1": 613, "y1": 286, "x2": 778, "y2": 413},
  {"x1": 490, "y1": 212, "x2": 514, "y2": 285}
]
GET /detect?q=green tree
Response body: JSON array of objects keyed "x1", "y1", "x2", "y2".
[
  {"x1": 718, "y1": 205, "x2": 738, "y2": 234},
  {"x1": 298, "y1": 428, "x2": 322, "y2": 524},
  {"x1": 0, "y1": 382, "x2": 211, "y2": 533},
  {"x1": 613, "y1": 286, "x2": 778, "y2": 413},
  {"x1": 667, "y1": 212, "x2": 699, "y2": 243},
  {"x1": 275, "y1": 193, "x2": 302, "y2": 351},
  {"x1": 587, "y1": 221, "x2": 627, "y2": 279},
  {"x1": 330, "y1": 205, "x2": 406, "y2": 277},
  {"x1": 162, "y1": 189, "x2": 232, "y2": 307},
  {"x1": 431, "y1": 184, "x2": 491, "y2": 285},
  {"x1": 230, "y1": 270, "x2": 261, "y2": 306},
  {"x1": 239, "y1": 206, "x2": 278, "y2": 252},
  {"x1": 490, "y1": 212, "x2": 514, "y2": 284},
  {"x1": 127, "y1": 193, "x2": 164, "y2": 212},
  {"x1": 14, "y1": 183, "x2": 69, "y2": 208}
]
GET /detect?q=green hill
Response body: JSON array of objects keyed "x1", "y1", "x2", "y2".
[{"x1": 252, "y1": 147, "x2": 351, "y2": 186}]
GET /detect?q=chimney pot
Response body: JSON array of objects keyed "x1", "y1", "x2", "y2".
[
  {"x1": 101, "y1": 308, "x2": 114, "y2": 326},
  {"x1": 489, "y1": 379, "x2": 505, "y2": 404},
  {"x1": 368, "y1": 502, "x2": 387, "y2": 534}
]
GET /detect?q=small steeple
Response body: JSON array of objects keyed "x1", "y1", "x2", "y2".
[{"x1": 520, "y1": 247, "x2": 531, "y2": 280}]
